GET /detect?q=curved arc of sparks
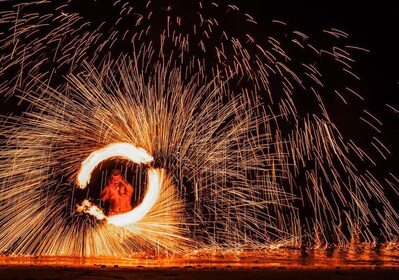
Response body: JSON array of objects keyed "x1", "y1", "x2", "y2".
[
  {"x1": 77, "y1": 142, "x2": 154, "y2": 189},
  {"x1": 76, "y1": 142, "x2": 162, "y2": 227}
]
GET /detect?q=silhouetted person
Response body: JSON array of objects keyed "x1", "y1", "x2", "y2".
[{"x1": 100, "y1": 169, "x2": 133, "y2": 215}]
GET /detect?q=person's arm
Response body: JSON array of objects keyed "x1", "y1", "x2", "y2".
[
  {"x1": 99, "y1": 186, "x2": 110, "y2": 201},
  {"x1": 122, "y1": 180, "x2": 133, "y2": 196}
]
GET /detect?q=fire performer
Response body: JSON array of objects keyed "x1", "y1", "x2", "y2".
[{"x1": 100, "y1": 169, "x2": 134, "y2": 215}]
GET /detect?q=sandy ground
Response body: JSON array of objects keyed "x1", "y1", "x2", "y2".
[
  {"x1": 2, "y1": 249, "x2": 399, "y2": 280},
  {"x1": 1, "y1": 266, "x2": 399, "y2": 280}
]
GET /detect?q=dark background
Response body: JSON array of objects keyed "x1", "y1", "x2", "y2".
[
  {"x1": 1, "y1": 0, "x2": 397, "y2": 172},
  {"x1": 0, "y1": 1, "x2": 398, "y2": 187},
  {"x1": 0, "y1": 0, "x2": 399, "y2": 168},
  {"x1": 229, "y1": 0, "x2": 399, "y2": 174}
]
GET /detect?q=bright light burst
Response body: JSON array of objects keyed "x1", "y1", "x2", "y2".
[
  {"x1": 78, "y1": 168, "x2": 174, "y2": 227},
  {"x1": 0, "y1": 0, "x2": 398, "y2": 257},
  {"x1": 107, "y1": 168, "x2": 162, "y2": 227},
  {"x1": 78, "y1": 168, "x2": 165, "y2": 227},
  {"x1": 78, "y1": 143, "x2": 163, "y2": 226},
  {"x1": 77, "y1": 142, "x2": 153, "y2": 189},
  {"x1": 76, "y1": 142, "x2": 164, "y2": 227}
]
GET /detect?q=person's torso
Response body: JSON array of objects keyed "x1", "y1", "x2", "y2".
[{"x1": 107, "y1": 184, "x2": 133, "y2": 213}]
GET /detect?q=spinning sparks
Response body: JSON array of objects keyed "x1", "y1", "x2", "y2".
[
  {"x1": 76, "y1": 142, "x2": 162, "y2": 227},
  {"x1": 0, "y1": 0, "x2": 398, "y2": 258},
  {"x1": 77, "y1": 142, "x2": 153, "y2": 189},
  {"x1": 78, "y1": 167, "x2": 164, "y2": 227},
  {"x1": 107, "y1": 169, "x2": 162, "y2": 226}
]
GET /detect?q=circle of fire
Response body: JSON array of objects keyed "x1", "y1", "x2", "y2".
[
  {"x1": 77, "y1": 142, "x2": 160, "y2": 227},
  {"x1": 1, "y1": 0, "x2": 399, "y2": 256}
]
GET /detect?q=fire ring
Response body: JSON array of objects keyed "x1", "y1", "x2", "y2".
[{"x1": 76, "y1": 143, "x2": 162, "y2": 226}]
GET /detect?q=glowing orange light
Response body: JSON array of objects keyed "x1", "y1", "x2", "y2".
[
  {"x1": 76, "y1": 143, "x2": 161, "y2": 227},
  {"x1": 77, "y1": 142, "x2": 153, "y2": 189},
  {"x1": 107, "y1": 168, "x2": 162, "y2": 226}
]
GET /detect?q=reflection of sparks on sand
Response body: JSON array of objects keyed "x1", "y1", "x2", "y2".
[{"x1": 1, "y1": 245, "x2": 399, "y2": 269}]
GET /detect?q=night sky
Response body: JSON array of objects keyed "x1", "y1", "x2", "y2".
[
  {"x1": 229, "y1": 0, "x2": 399, "y2": 172},
  {"x1": 1, "y1": 0, "x2": 398, "y2": 175}
]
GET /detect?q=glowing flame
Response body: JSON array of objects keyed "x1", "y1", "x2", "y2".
[
  {"x1": 76, "y1": 142, "x2": 163, "y2": 227},
  {"x1": 77, "y1": 168, "x2": 163, "y2": 227},
  {"x1": 76, "y1": 199, "x2": 107, "y2": 220},
  {"x1": 77, "y1": 142, "x2": 153, "y2": 189}
]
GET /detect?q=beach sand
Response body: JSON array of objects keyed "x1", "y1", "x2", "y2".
[{"x1": 1, "y1": 266, "x2": 399, "y2": 280}]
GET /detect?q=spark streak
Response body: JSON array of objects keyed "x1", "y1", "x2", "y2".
[
  {"x1": 77, "y1": 142, "x2": 153, "y2": 189},
  {"x1": 0, "y1": 0, "x2": 398, "y2": 258},
  {"x1": 78, "y1": 168, "x2": 165, "y2": 227}
]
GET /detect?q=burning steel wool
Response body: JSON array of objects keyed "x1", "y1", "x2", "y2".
[
  {"x1": 77, "y1": 143, "x2": 167, "y2": 227},
  {"x1": 0, "y1": 0, "x2": 398, "y2": 258}
]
